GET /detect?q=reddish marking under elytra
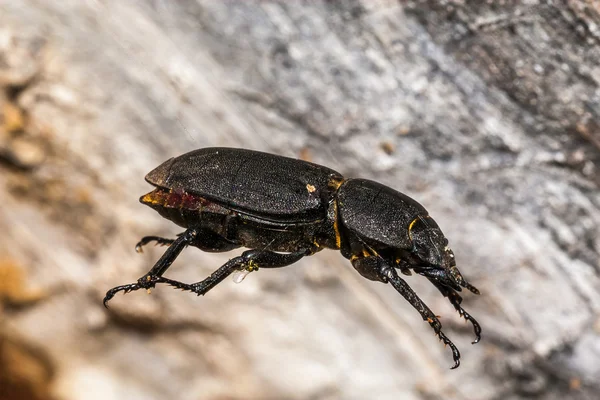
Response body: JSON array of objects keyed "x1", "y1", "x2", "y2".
[
  {"x1": 144, "y1": 188, "x2": 214, "y2": 211},
  {"x1": 166, "y1": 191, "x2": 182, "y2": 207},
  {"x1": 182, "y1": 192, "x2": 202, "y2": 210}
]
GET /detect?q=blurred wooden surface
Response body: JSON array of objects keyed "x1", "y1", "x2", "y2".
[{"x1": 1, "y1": 1, "x2": 599, "y2": 399}]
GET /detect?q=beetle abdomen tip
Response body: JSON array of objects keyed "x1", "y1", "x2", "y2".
[{"x1": 140, "y1": 188, "x2": 204, "y2": 211}]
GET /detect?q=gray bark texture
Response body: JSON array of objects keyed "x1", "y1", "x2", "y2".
[{"x1": 1, "y1": 1, "x2": 600, "y2": 399}]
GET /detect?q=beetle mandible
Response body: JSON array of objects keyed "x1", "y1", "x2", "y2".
[{"x1": 104, "y1": 147, "x2": 481, "y2": 368}]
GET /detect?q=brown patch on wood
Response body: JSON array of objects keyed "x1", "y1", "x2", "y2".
[
  {"x1": 1, "y1": 103, "x2": 25, "y2": 133},
  {"x1": 380, "y1": 141, "x2": 395, "y2": 155},
  {"x1": 0, "y1": 333, "x2": 56, "y2": 400},
  {"x1": 0, "y1": 260, "x2": 45, "y2": 306}
]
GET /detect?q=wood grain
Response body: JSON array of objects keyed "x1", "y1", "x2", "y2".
[{"x1": 1, "y1": 1, "x2": 599, "y2": 399}]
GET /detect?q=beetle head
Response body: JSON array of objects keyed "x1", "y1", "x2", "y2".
[
  {"x1": 408, "y1": 216, "x2": 447, "y2": 266},
  {"x1": 408, "y1": 216, "x2": 479, "y2": 294}
]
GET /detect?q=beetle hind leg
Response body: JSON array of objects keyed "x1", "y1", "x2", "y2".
[
  {"x1": 103, "y1": 228, "x2": 198, "y2": 307},
  {"x1": 135, "y1": 235, "x2": 177, "y2": 253}
]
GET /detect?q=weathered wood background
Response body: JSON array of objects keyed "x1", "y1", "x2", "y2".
[{"x1": 1, "y1": 1, "x2": 599, "y2": 399}]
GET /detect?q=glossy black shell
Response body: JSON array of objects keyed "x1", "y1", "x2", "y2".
[
  {"x1": 337, "y1": 178, "x2": 429, "y2": 249},
  {"x1": 145, "y1": 147, "x2": 344, "y2": 223}
]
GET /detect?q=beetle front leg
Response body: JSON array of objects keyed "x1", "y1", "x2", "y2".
[
  {"x1": 352, "y1": 255, "x2": 461, "y2": 368},
  {"x1": 385, "y1": 268, "x2": 461, "y2": 369},
  {"x1": 103, "y1": 228, "x2": 198, "y2": 307},
  {"x1": 156, "y1": 249, "x2": 308, "y2": 296},
  {"x1": 428, "y1": 279, "x2": 481, "y2": 344}
]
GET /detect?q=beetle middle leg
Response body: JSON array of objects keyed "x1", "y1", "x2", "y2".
[{"x1": 155, "y1": 249, "x2": 308, "y2": 296}]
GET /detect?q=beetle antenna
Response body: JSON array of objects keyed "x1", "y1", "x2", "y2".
[
  {"x1": 450, "y1": 265, "x2": 481, "y2": 295},
  {"x1": 463, "y1": 281, "x2": 480, "y2": 295}
]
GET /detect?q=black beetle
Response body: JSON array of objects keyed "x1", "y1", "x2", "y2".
[{"x1": 104, "y1": 147, "x2": 481, "y2": 368}]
